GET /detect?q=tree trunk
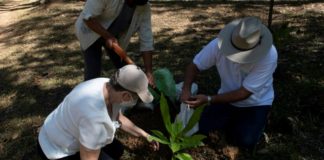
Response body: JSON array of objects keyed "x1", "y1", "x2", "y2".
[{"x1": 268, "y1": 0, "x2": 275, "y2": 29}]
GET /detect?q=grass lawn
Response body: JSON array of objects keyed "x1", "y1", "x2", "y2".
[{"x1": 0, "y1": 0, "x2": 323, "y2": 159}]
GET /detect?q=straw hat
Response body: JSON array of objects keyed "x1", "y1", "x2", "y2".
[{"x1": 218, "y1": 17, "x2": 273, "y2": 63}]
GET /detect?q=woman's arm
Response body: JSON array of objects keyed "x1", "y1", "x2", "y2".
[
  {"x1": 118, "y1": 112, "x2": 149, "y2": 138},
  {"x1": 80, "y1": 143, "x2": 101, "y2": 160},
  {"x1": 118, "y1": 112, "x2": 159, "y2": 150}
]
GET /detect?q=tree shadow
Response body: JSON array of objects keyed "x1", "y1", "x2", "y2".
[
  {"x1": 269, "y1": 9, "x2": 323, "y2": 133},
  {"x1": 0, "y1": 1, "x2": 40, "y2": 11},
  {"x1": 148, "y1": 1, "x2": 324, "y2": 159},
  {"x1": 0, "y1": 2, "x2": 113, "y2": 159}
]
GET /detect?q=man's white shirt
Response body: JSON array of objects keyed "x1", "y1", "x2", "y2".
[{"x1": 193, "y1": 38, "x2": 278, "y2": 107}]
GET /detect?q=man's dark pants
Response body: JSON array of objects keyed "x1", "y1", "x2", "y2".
[
  {"x1": 83, "y1": 37, "x2": 127, "y2": 81},
  {"x1": 199, "y1": 103, "x2": 270, "y2": 149}
]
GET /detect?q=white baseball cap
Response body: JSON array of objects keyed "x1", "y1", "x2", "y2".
[{"x1": 115, "y1": 65, "x2": 154, "y2": 103}]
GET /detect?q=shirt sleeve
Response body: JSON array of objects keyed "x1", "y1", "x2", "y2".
[
  {"x1": 243, "y1": 46, "x2": 278, "y2": 94},
  {"x1": 78, "y1": 116, "x2": 115, "y2": 150},
  {"x1": 81, "y1": 0, "x2": 108, "y2": 20},
  {"x1": 138, "y1": 4, "x2": 154, "y2": 52},
  {"x1": 193, "y1": 38, "x2": 218, "y2": 71}
]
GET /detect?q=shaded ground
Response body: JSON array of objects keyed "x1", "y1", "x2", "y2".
[{"x1": 0, "y1": 0, "x2": 323, "y2": 159}]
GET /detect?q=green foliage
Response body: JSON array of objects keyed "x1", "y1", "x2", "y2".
[
  {"x1": 174, "y1": 153, "x2": 192, "y2": 160},
  {"x1": 148, "y1": 94, "x2": 206, "y2": 160}
]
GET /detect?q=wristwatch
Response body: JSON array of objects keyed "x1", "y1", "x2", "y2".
[{"x1": 207, "y1": 95, "x2": 212, "y2": 105}]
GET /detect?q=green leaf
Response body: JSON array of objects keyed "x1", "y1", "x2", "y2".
[
  {"x1": 148, "y1": 135, "x2": 170, "y2": 145},
  {"x1": 170, "y1": 121, "x2": 183, "y2": 138},
  {"x1": 174, "y1": 153, "x2": 193, "y2": 160},
  {"x1": 149, "y1": 130, "x2": 170, "y2": 145},
  {"x1": 160, "y1": 94, "x2": 172, "y2": 134},
  {"x1": 179, "y1": 134, "x2": 206, "y2": 150},
  {"x1": 151, "y1": 130, "x2": 167, "y2": 139},
  {"x1": 181, "y1": 105, "x2": 205, "y2": 135},
  {"x1": 170, "y1": 142, "x2": 181, "y2": 153},
  {"x1": 151, "y1": 95, "x2": 206, "y2": 157}
]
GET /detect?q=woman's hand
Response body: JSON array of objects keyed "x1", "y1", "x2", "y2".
[
  {"x1": 146, "y1": 135, "x2": 159, "y2": 151},
  {"x1": 119, "y1": 113, "x2": 159, "y2": 152}
]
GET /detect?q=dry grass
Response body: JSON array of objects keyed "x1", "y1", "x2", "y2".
[{"x1": 0, "y1": 0, "x2": 323, "y2": 159}]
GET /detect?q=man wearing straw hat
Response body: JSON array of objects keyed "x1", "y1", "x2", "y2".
[{"x1": 181, "y1": 17, "x2": 278, "y2": 149}]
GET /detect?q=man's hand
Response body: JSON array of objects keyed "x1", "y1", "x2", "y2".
[
  {"x1": 180, "y1": 87, "x2": 191, "y2": 103},
  {"x1": 104, "y1": 35, "x2": 118, "y2": 49},
  {"x1": 141, "y1": 51, "x2": 154, "y2": 87},
  {"x1": 184, "y1": 94, "x2": 208, "y2": 108},
  {"x1": 83, "y1": 17, "x2": 118, "y2": 49},
  {"x1": 146, "y1": 71, "x2": 155, "y2": 88}
]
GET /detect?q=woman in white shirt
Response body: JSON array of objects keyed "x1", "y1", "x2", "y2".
[{"x1": 38, "y1": 65, "x2": 159, "y2": 160}]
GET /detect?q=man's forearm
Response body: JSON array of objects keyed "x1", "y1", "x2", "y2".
[
  {"x1": 183, "y1": 63, "x2": 199, "y2": 92},
  {"x1": 210, "y1": 87, "x2": 252, "y2": 104},
  {"x1": 141, "y1": 51, "x2": 153, "y2": 73},
  {"x1": 84, "y1": 18, "x2": 112, "y2": 40}
]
